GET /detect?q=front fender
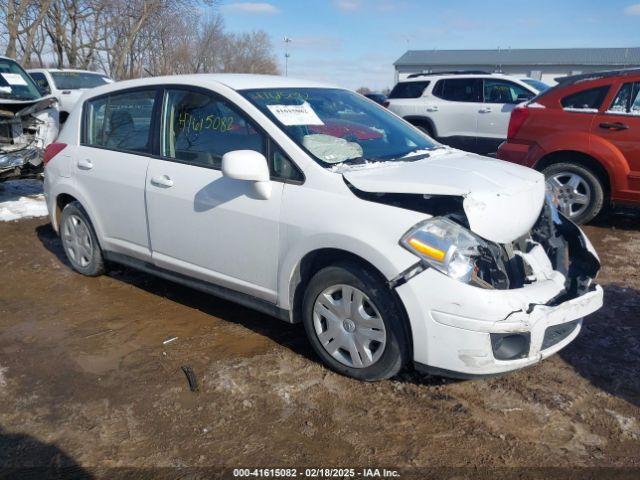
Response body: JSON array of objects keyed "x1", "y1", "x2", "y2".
[
  {"x1": 276, "y1": 183, "x2": 426, "y2": 310},
  {"x1": 277, "y1": 232, "x2": 419, "y2": 312}
]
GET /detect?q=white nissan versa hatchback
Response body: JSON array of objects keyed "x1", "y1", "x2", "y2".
[{"x1": 43, "y1": 74, "x2": 604, "y2": 381}]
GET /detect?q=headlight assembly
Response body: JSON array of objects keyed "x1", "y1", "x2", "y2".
[{"x1": 400, "y1": 217, "x2": 488, "y2": 285}]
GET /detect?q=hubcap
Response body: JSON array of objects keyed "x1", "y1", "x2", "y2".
[
  {"x1": 546, "y1": 172, "x2": 591, "y2": 219},
  {"x1": 62, "y1": 214, "x2": 93, "y2": 268},
  {"x1": 312, "y1": 284, "x2": 387, "y2": 369}
]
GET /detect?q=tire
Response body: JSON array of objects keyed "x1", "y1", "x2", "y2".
[
  {"x1": 302, "y1": 261, "x2": 410, "y2": 381},
  {"x1": 414, "y1": 123, "x2": 434, "y2": 138},
  {"x1": 543, "y1": 162, "x2": 605, "y2": 225},
  {"x1": 59, "y1": 201, "x2": 105, "y2": 276}
]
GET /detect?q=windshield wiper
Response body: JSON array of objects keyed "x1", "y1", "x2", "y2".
[{"x1": 0, "y1": 93, "x2": 36, "y2": 100}]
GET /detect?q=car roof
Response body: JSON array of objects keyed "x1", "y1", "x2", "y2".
[
  {"x1": 79, "y1": 73, "x2": 340, "y2": 96},
  {"x1": 555, "y1": 67, "x2": 640, "y2": 86},
  {"x1": 398, "y1": 72, "x2": 518, "y2": 83},
  {"x1": 27, "y1": 68, "x2": 109, "y2": 75}
]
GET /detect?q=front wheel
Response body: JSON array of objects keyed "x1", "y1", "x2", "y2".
[
  {"x1": 302, "y1": 262, "x2": 410, "y2": 381},
  {"x1": 543, "y1": 162, "x2": 605, "y2": 224}
]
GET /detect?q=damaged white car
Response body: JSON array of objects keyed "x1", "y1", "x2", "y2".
[
  {"x1": 44, "y1": 75, "x2": 602, "y2": 381},
  {"x1": 0, "y1": 56, "x2": 59, "y2": 181}
]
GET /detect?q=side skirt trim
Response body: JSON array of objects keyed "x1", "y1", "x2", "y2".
[{"x1": 103, "y1": 251, "x2": 292, "y2": 323}]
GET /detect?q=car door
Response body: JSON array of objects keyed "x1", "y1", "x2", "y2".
[
  {"x1": 477, "y1": 78, "x2": 535, "y2": 154},
  {"x1": 592, "y1": 80, "x2": 640, "y2": 198},
  {"x1": 145, "y1": 87, "x2": 284, "y2": 302},
  {"x1": 430, "y1": 78, "x2": 482, "y2": 152},
  {"x1": 75, "y1": 88, "x2": 158, "y2": 261}
]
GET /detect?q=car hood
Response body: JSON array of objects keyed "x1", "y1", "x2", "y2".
[
  {"x1": 342, "y1": 149, "x2": 546, "y2": 244},
  {"x1": 0, "y1": 95, "x2": 57, "y2": 117}
]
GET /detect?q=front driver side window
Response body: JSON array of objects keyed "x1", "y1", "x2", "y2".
[
  {"x1": 608, "y1": 82, "x2": 640, "y2": 115},
  {"x1": 161, "y1": 89, "x2": 265, "y2": 169},
  {"x1": 483, "y1": 79, "x2": 533, "y2": 104}
]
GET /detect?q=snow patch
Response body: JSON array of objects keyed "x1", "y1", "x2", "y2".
[
  {"x1": 606, "y1": 409, "x2": 640, "y2": 440},
  {"x1": 0, "y1": 179, "x2": 48, "y2": 222}
]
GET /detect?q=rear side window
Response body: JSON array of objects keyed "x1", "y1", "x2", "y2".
[
  {"x1": 388, "y1": 81, "x2": 430, "y2": 99},
  {"x1": 161, "y1": 88, "x2": 265, "y2": 169},
  {"x1": 433, "y1": 78, "x2": 482, "y2": 102},
  {"x1": 561, "y1": 86, "x2": 609, "y2": 111},
  {"x1": 608, "y1": 82, "x2": 640, "y2": 115},
  {"x1": 85, "y1": 89, "x2": 156, "y2": 153}
]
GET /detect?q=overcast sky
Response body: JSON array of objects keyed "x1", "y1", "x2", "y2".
[{"x1": 219, "y1": 0, "x2": 640, "y2": 91}]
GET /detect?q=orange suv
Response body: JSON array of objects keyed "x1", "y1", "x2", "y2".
[{"x1": 497, "y1": 68, "x2": 640, "y2": 224}]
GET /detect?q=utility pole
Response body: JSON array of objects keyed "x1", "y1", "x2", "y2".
[{"x1": 283, "y1": 36, "x2": 292, "y2": 76}]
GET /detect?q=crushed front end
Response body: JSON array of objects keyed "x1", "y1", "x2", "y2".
[
  {"x1": 393, "y1": 197, "x2": 603, "y2": 377},
  {"x1": 0, "y1": 97, "x2": 59, "y2": 181}
]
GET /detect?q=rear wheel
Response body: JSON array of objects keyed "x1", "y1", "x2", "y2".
[
  {"x1": 60, "y1": 201, "x2": 105, "y2": 276},
  {"x1": 543, "y1": 162, "x2": 605, "y2": 224},
  {"x1": 414, "y1": 123, "x2": 435, "y2": 138},
  {"x1": 302, "y1": 261, "x2": 409, "y2": 381}
]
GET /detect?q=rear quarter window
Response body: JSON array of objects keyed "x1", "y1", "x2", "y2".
[
  {"x1": 561, "y1": 86, "x2": 610, "y2": 112},
  {"x1": 388, "y1": 81, "x2": 430, "y2": 99}
]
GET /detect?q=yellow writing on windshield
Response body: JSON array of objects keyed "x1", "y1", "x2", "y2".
[{"x1": 248, "y1": 91, "x2": 309, "y2": 103}]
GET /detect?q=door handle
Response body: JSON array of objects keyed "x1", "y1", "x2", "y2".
[
  {"x1": 426, "y1": 106, "x2": 439, "y2": 112},
  {"x1": 150, "y1": 174, "x2": 174, "y2": 188},
  {"x1": 77, "y1": 159, "x2": 93, "y2": 170},
  {"x1": 599, "y1": 122, "x2": 629, "y2": 131},
  {"x1": 479, "y1": 107, "x2": 492, "y2": 113}
]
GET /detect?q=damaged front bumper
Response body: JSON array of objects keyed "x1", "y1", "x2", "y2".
[
  {"x1": 0, "y1": 96, "x2": 59, "y2": 181},
  {"x1": 395, "y1": 208, "x2": 604, "y2": 378},
  {"x1": 0, "y1": 146, "x2": 44, "y2": 180}
]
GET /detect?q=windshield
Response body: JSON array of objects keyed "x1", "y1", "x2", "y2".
[
  {"x1": 242, "y1": 88, "x2": 437, "y2": 165},
  {"x1": 522, "y1": 78, "x2": 550, "y2": 92},
  {"x1": 51, "y1": 71, "x2": 110, "y2": 90},
  {"x1": 0, "y1": 58, "x2": 42, "y2": 100}
]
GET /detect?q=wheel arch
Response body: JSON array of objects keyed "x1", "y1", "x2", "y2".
[
  {"x1": 403, "y1": 115, "x2": 437, "y2": 137},
  {"x1": 52, "y1": 187, "x2": 106, "y2": 249},
  {"x1": 534, "y1": 150, "x2": 612, "y2": 200},
  {"x1": 288, "y1": 247, "x2": 414, "y2": 357}
]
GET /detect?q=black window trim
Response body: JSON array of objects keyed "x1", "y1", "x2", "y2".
[
  {"x1": 30, "y1": 71, "x2": 50, "y2": 88},
  {"x1": 80, "y1": 84, "x2": 305, "y2": 185},
  {"x1": 81, "y1": 85, "x2": 162, "y2": 157},
  {"x1": 560, "y1": 85, "x2": 611, "y2": 114},
  {"x1": 605, "y1": 81, "x2": 640, "y2": 117},
  {"x1": 432, "y1": 78, "x2": 483, "y2": 103},
  {"x1": 388, "y1": 80, "x2": 430, "y2": 99},
  {"x1": 481, "y1": 78, "x2": 535, "y2": 104}
]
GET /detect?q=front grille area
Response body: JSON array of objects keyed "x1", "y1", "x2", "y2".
[{"x1": 541, "y1": 320, "x2": 580, "y2": 350}]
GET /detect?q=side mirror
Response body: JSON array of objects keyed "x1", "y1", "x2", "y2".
[
  {"x1": 221, "y1": 150, "x2": 271, "y2": 199},
  {"x1": 516, "y1": 93, "x2": 533, "y2": 103}
]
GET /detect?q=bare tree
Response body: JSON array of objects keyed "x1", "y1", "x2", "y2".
[
  {"x1": 219, "y1": 30, "x2": 278, "y2": 74},
  {"x1": 1, "y1": 0, "x2": 279, "y2": 79},
  {"x1": 1, "y1": 0, "x2": 51, "y2": 61}
]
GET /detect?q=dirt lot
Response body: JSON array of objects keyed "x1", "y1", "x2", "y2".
[{"x1": 0, "y1": 190, "x2": 639, "y2": 478}]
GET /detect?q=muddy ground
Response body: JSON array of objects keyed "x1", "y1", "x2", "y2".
[{"x1": 0, "y1": 204, "x2": 639, "y2": 479}]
